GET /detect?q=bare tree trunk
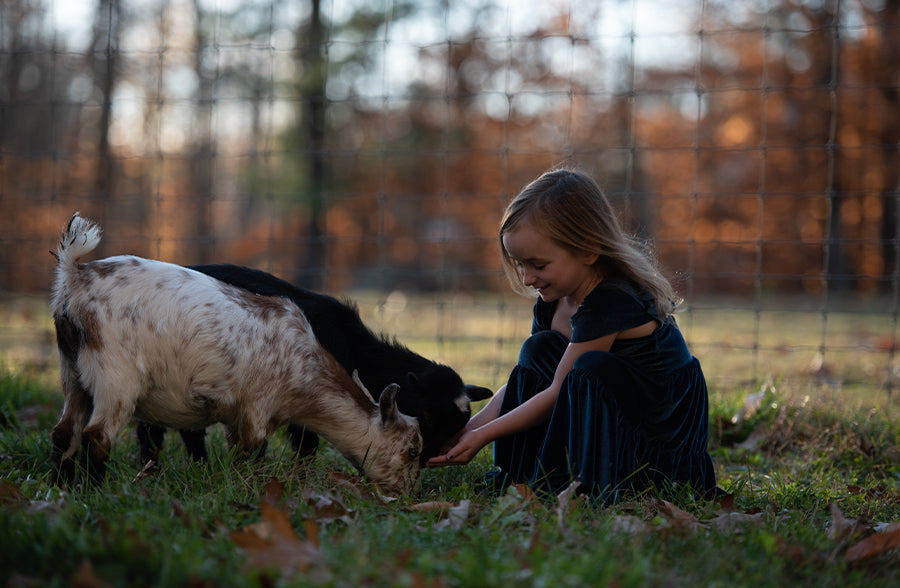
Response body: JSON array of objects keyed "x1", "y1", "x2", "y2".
[
  {"x1": 89, "y1": 0, "x2": 121, "y2": 256},
  {"x1": 818, "y1": 1, "x2": 852, "y2": 294},
  {"x1": 877, "y1": 0, "x2": 900, "y2": 294},
  {"x1": 295, "y1": 0, "x2": 327, "y2": 289},
  {"x1": 191, "y1": 0, "x2": 215, "y2": 263}
]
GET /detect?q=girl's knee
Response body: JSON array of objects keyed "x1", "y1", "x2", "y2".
[
  {"x1": 518, "y1": 330, "x2": 567, "y2": 374},
  {"x1": 572, "y1": 350, "x2": 616, "y2": 373}
]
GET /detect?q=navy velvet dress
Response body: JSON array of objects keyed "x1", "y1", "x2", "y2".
[{"x1": 493, "y1": 278, "x2": 718, "y2": 504}]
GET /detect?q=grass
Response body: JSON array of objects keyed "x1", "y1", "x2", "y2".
[{"x1": 3, "y1": 294, "x2": 900, "y2": 586}]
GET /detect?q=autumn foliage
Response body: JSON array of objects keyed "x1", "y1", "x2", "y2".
[{"x1": 1, "y1": 1, "x2": 898, "y2": 297}]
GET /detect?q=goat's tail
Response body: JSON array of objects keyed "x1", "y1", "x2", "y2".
[{"x1": 54, "y1": 213, "x2": 102, "y2": 268}]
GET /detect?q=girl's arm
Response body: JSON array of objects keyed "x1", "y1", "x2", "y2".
[
  {"x1": 427, "y1": 333, "x2": 616, "y2": 466},
  {"x1": 427, "y1": 384, "x2": 506, "y2": 458},
  {"x1": 466, "y1": 383, "x2": 506, "y2": 430}
]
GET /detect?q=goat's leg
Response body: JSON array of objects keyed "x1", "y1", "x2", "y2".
[
  {"x1": 49, "y1": 366, "x2": 92, "y2": 487},
  {"x1": 79, "y1": 380, "x2": 140, "y2": 486},
  {"x1": 287, "y1": 425, "x2": 319, "y2": 459},
  {"x1": 225, "y1": 419, "x2": 268, "y2": 462},
  {"x1": 178, "y1": 429, "x2": 208, "y2": 461},
  {"x1": 136, "y1": 421, "x2": 165, "y2": 468}
]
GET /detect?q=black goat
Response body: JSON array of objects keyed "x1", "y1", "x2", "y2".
[{"x1": 137, "y1": 264, "x2": 492, "y2": 467}]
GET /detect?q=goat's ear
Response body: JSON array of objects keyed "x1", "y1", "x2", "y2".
[
  {"x1": 465, "y1": 384, "x2": 493, "y2": 402},
  {"x1": 352, "y1": 369, "x2": 377, "y2": 404},
  {"x1": 378, "y1": 383, "x2": 401, "y2": 426}
]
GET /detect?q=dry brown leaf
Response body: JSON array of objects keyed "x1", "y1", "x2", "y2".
[
  {"x1": 707, "y1": 511, "x2": 764, "y2": 533},
  {"x1": 263, "y1": 478, "x2": 286, "y2": 503},
  {"x1": 829, "y1": 503, "x2": 868, "y2": 541},
  {"x1": 556, "y1": 480, "x2": 582, "y2": 533},
  {"x1": 845, "y1": 526, "x2": 900, "y2": 564},
  {"x1": 512, "y1": 483, "x2": 539, "y2": 502},
  {"x1": 872, "y1": 522, "x2": 900, "y2": 534},
  {"x1": 302, "y1": 489, "x2": 356, "y2": 523},
  {"x1": 775, "y1": 536, "x2": 808, "y2": 566},
  {"x1": 654, "y1": 500, "x2": 702, "y2": 537},
  {"x1": 657, "y1": 500, "x2": 697, "y2": 524},
  {"x1": 230, "y1": 500, "x2": 329, "y2": 578},
  {"x1": 423, "y1": 500, "x2": 470, "y2": 531},
  {"x1": 0, "y1": 480, "x2": 25, "y2": 504},
  {"x1": 713, "y1": 491, "x2": 736, "y2": 511},
  {"x1": 69, "y1": 559, "x2": 112, "y2": 588},
  {"x1": 446, "y1": 500, "x2": 470, "y2": 530},
  {"x1": 304, "y1": 518, "x2": 320, "y2": 547}
]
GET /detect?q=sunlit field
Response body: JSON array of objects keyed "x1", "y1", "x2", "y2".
[
  {"x1": 3, "y1": 292, "x2": 900, "y2": 586},
  {"x1": 3, "y1": 290, "x2": 898, "y2": 412}
]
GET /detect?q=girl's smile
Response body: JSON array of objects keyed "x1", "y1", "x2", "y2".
[{"x1": 501, "y1": 222, "x2": 601, "y2": 305}]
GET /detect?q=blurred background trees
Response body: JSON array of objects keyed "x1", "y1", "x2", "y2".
[{"x1": 1, "y1": 0, "x2": 898, "y2": 300}]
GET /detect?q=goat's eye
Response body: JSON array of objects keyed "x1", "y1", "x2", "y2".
[{"x1": 408, "y1": 447, "x2": 419, "y2": 459}]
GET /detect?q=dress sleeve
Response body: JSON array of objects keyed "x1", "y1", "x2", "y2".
[
  {"x1": 570, "y1": 281, "x2": 657, "y2": 343},
  {"x1": 531, "y1": 298, "x2": 557, "y2": 334}
]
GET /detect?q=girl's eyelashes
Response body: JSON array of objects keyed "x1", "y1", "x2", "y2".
[{"x1": 516, "y1": 261, "x2": 546, "y2": 271}]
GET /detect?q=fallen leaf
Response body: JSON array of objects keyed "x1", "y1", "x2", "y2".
[
  {"x1": 304, "y1": 518, "x2": 320, "y2": 547},
  {"x1": 302, "y1": 489, "x2": 355, "y2": 523},
  {"x1": 872, "y1": 522, "x2": 900, "y2": 534},
  {"x1": 421, "y1": 500, "x2": 471, "y2": 531},
  {"x1": 775, "y1": 536, "x2": 808, "y2": 566},
  {"x1": 845, "y1": 526, "x2": 900, "y2": 564},
  {"x1": 707, "y1": 511, "x2": 764, "y2": 533},
  {"x1": 446, "y1": 500, "x2": 470, "y2": 530},
  {"x1": 230, "y1": 500, "x2": 329, "y2": 578},
  {"x1": 556, "y1": 480, "x2": 581, "y2": 533},
  {"x1": 654, "y1": 500, "x2": 702, "y2": 537},
  {"x1": 829, "y1": 503, "x2": 868, "y2": 541},
  {"x1": 657, "y1": 500, "x2": 697, "y2": 524},
  {"x1": 263, "y1": 478, "x2": 286, "y2": 503},
  {"x1": 713, "y1": 491, "x2": 735, "y2": 511},
  {"x1": 69, "y1": 559, "x2": 111, "y2": 588},
  {"x1": 0, "y1": 480, "x2": 25, "y2": 504}
]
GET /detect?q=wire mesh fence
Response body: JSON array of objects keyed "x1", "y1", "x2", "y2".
[{"x1": 1, "y1": 0, "x2": 899, "y2": 402}]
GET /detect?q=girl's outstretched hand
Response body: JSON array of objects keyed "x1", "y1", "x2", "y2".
[{"x1": 425, "y1": 429, "x2": 486, "y2": 467}]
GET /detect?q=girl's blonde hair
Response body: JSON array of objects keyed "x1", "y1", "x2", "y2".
[{"x1": 499, "y1": 168, "x2": 681, "y2": 319}]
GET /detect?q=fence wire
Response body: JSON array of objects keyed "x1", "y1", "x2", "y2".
[{"x1": 1, "y1": 0, "x2": 899, "y2": 403}]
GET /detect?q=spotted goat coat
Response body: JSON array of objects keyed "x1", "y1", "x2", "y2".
[
  {"x1": 138, "y1": 263, "x2": 494, "y2": 468},
  {"x1": 49, "y1": 214, "x2": 423, "y2": 495}
]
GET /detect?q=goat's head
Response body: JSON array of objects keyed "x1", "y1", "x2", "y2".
[
  {"x1": 398, "y1": 366, "x2": 492, "y2": 463},
  {"x1": 353, "y1": 373, "x2": 423, "y2": 495}
]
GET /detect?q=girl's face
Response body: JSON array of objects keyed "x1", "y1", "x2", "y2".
[{"x1": 502, "y1": 222, "x2": 600, "y2": 303}]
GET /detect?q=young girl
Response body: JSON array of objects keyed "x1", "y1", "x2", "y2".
[{"x1": 427, "y1": 168, "x2": 718, "y2": 504}]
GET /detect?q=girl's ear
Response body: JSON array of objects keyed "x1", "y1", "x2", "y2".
[{"x1": 581, "y1": 250, "x2": 600, "y2": 266}]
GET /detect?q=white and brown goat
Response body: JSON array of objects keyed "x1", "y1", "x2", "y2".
[{"x1": 49, "y1": 213, "x2": 422, "y2": 494}]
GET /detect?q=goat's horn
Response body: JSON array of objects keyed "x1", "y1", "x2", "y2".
[{"x1": 352, "y1": 369, "x2": 376, "y2": 404}]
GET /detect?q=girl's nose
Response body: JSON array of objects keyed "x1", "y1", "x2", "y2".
[{"x1": 521, "y1": 269, "x2": 536, "y2": 287}]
